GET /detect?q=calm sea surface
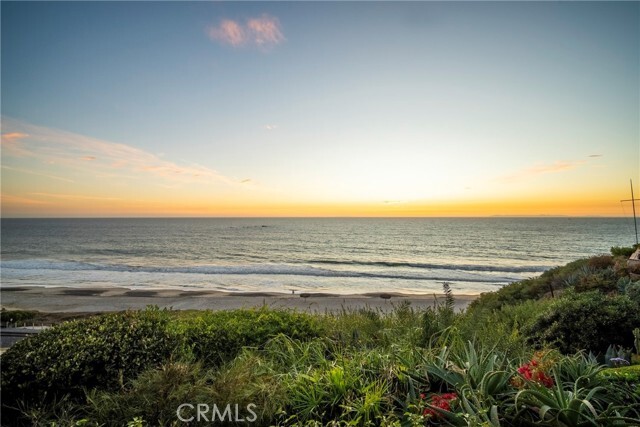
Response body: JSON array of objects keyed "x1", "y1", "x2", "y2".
[{"x1": 1, "y1": 218, "x2": 636, "y2": 295}]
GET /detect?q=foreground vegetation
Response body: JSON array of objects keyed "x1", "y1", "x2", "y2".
[{"x1": 2, "y1": 248, "x2": 640, "y2": 426}]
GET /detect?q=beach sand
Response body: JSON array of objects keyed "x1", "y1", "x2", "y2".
[{"x1": 1, "y1": 286, "x2": 478, "y2": 314}]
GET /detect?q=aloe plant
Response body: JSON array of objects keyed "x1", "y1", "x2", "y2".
[
  {"x1": 514, "y1": 372, "x2": 637, "y2": 426},
  {"x1": 555, "y1": 352, "x2": 604, "y2": 389}
]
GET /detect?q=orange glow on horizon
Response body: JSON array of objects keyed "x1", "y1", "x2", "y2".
[{"x1": 1, "y1": 191, "x2": 630, "y2": 218}]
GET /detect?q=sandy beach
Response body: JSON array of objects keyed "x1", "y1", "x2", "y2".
[{"x1": 1, "y1": 286, "x2": 478, "y2": 314}]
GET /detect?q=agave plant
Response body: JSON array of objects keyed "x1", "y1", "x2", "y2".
[
  {"x1": 424, "y1": 341, "x2": 513, "y2": 396},
  {"x1": 514, "y1": 375, "x2": 638, "y2": 426},
  {"x1": 554, "y1": 352, "x2": 605, "y2": 389}
]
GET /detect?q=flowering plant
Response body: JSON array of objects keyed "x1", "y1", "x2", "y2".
[
  {"x1": 512, "y1": 351, "x2": 555, "y2": 388},
  {"x1": 420, "y1": 392, "x2": 457, "y2": 418},
  {"x1": 609, "y1": 357, "x2": 630, "y2": 367}
]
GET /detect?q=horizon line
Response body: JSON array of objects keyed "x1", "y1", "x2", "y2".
[{"x1": 0, "y1": 215, "x2": 632, "y2": 220}]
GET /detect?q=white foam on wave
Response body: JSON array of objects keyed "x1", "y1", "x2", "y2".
[{"x1": 0, "y1": 258, "x2": 523, "y2": 283}]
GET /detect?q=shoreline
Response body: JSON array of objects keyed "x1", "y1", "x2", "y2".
[{"x1": 0, "y1": 286, "x2": 478, "y2": 313}]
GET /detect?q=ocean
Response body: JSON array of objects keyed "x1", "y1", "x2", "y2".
[{"x1": 0, "y1": 218, "x2": 636, "y2": 295}]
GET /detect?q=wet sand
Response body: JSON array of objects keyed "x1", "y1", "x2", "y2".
[{"x1": 1, "y1": 286, "x2": 478, "y2": 313}]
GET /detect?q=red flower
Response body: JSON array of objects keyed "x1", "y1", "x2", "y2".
[
  {"x1": 514, "y1": 359, "x2": 554, "y2": 388},
  {"x1": 422, "y1": 393, "x2": 457, "y2": 418}
]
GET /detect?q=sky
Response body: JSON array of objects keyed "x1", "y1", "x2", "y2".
[{"x1": 1, "y1": 1, "x2": 639, "y2": 217}]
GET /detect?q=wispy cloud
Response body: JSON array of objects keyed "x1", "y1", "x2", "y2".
[
  {"x1": 497, "y1": 160, "x2": 586, "y2": 182},
  {"x1": 1, "y1": 117, "x2": 235, "y2": 185},
  {"x1": 29, "y1": 192, "x2": 122, "y2": 201},
  {"x1": 588, "y1": 154, "x2": 603, "y2": 158},
  {"x1": 208, "y1": 14, "x2": 284, "y2": 50},
  {"x1": 1, "y1": 165, "x2": 75, "y2": 183},
  {"x1": 1, "y1": 193, "x2": 52, "y2": 205},
  {"x1": 1, "y1": 131, "x2": 33, "y2": 157},
  {"x1": 2, "y1": 132, "x2": 28, "y2": 140},
  {"x1": 264, "y1": 124, "x2": 278, "y2": 131},
  {"x1": 209, "y1": 19, "x2": 246, "y2": 47},
  {"x1": 246, "y1": 15, "x2": 285, "y2": 49}
]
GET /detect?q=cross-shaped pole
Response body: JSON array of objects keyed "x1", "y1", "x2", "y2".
[{"x1": 621, "y1": 179, "x2": 640, "y2": 246}]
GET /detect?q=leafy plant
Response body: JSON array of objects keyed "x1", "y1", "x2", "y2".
[
  {"x1": 86, "y1": 361, "x2": 215, "y2": 426},
  {"x1": 574, "y1": 267, "x2": 618, "y2": 293},
  {"x1": 0, "y1": 309, "x2": 38, "y2": 323},
  {"x1": 515, "y1": 375, "x2": 638, "y2": 426},
  {"x1": 525, "y1": 291, "x2": 640, "y2": 354},
  {"x1": 611, "y1": 246, "x2": 638, "y2": 257},
  {"x1": 587, "y1": 255, "x2": 614, "y2": 270},
  {"x1": 554, "y1": 352, "x2": 604, "y2": 389},
  {"x1": 170, "y1": 307, "x2": 323, "y2": 366},
  {"x1": 1, "y1": 307, "x2": 178, "y2": 408}
]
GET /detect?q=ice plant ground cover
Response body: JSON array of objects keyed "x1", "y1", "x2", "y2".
[{"x1": 1, "y1": 250, "x2": 640, "y2": 426}]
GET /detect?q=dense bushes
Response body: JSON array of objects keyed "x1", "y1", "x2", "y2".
[
  {"x1": 4, "y1": 299, "x2": 640, "y2": 426},
  {"x1": 86, "y1": 362, "x2": 217, "y2": 425},
  {"x1": 574, "y1": 267, "x2": 619, "y2": 292},
  {"x1": 611, "y1": 245, "x2": 639, "y2": 257},
  {"x1": 1, "y1": 306, "x2": 323, "y2": 426},
  {"x1": 468, "y1": 258, "x2": 592, "y2": 312},
  {"x1": 469, "y1": 251, "x2": 638, "y2": 314},
  {"x1": 525, "y1": 292, "x2": 640, "y2": 354},
  {"x1": 0, "y1": 308, "x2": 37, "y2": 323},
  {"x1": 1, "y1": 308, "x2": 177, "y2": 405},
  {"x1": 172, "y1": 308, "x2": 324, "y2": 366}
]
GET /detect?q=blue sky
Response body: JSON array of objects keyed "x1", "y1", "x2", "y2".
[{"x1": 1, "y1": 1, "x2": 639, "y2": 216}]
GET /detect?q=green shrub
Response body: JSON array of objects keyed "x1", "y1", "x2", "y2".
[
  {"x1": 0, "y1": 309, "x2": 38, "y2": 323},
  {"x1": 1, "y1": 308, "x2": 177, "y2": 407},
  {"x1": 87, "y1": 362, "x2": 217, "y2": 426},
  {"x1": 278, "y1": 350, "x2": 393, "y2": 425},
  {"x1": 468, "y1": 259, "x2": 591, "y2": 313},
  {"x1": 626, "y1": 281, "x2": 640, "y2": 304},
  {"x1": 574, "y1": 267, "x2": 618, "y2": 293},
  {"x1": 599, "y1": 364, "x2": 640, "y2": 384},
  {"x1": 458, "y1": 299, "x2": 551, "y2": 358},
  {"x1": 468, "y1": 277, "x2": 548, "y2": 312},
  {"x1": 587, "y1": 255, "x2": 614, "y2": 269},
  {"x1": 171, "y1": 307, "x2": 323, "y2": 366},
  {"x1": 611, "y1": 246, "x2": 638, "y2": 257},
  {"x1": 322, "y1": 307, "x2": 386, "y2": 348},
  {"x1": 525, "y1": 292, "x2": 640, "y2": 354}
]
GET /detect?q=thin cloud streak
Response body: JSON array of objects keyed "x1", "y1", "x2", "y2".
[
  {"x1": 497, "y1": 160, "x2": 586, "y2": 183},
  {"x1": 2, "y1": 132, "x2": 29, "y2": 140},
  {"x1": 1, "y1": 193, "x2": 51, "y2": 205},
  {"x1": 2, "y1": 165, "x2": 76, "y2": 183},
  {"x1": 1, "y1": 132, "x2": 34, "y2": 157},
  {"x1": 208, "y1": 14, "x2": 284, "y2": 50},
  {"x1": 2, "y1": 117, "x2": 235, "y2": 186},
  {"x1": 29, "y1": 192, "x2": 122, "y2": 201}
]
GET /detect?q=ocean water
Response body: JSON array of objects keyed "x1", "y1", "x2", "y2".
[{"x1": 0, "y1": 218, "x2": 636, "y2": 295}]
